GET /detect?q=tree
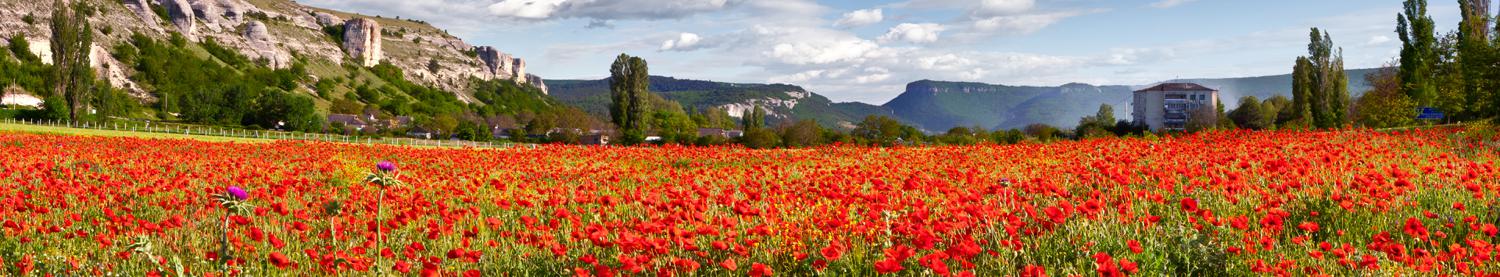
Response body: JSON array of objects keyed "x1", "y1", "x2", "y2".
[
  {"x1": 854, "y1": 115, "x2": 919, "y2": 146},
  {"x1": 741, "y1": 106, "x2": 767, "y2": 131},
  {"x1": 650, "y1": 110, "x2": 698, "y2": 144},
  {"x1": 937, "y1": 126, "x2": 982, "y2": 145},
  {"x1": 1023, "y1": 124, "x2": 1061, "y2": 142},
  {"x1": 1075, "y1": 104, "x2": 1117, "y2": 138},
  {"x1": 1397, "y1": 0, "x2": 1438, "y2": 107},
  {"x1": 50, "y1": 0, "x2": 95, "y2": 121},
  {"x1": 1262, "y1": 95, "x2": 1292, "y2": 129},
  {"x1": 991, "y1": 129, "x2": 1026, "y2": 144},
  {"x1": 609, "y1": 54, "x2": 650, "y2": 144},
  {"x1": 741, "y1": 128, "x2": 781, "y2": 149},
  {"x1": 1229, "y1": 96, "x2": 1272, "y2": 130},
  {"x1": 1456, "y1": 0, "x2": 1497, "y2": 119},
  {"x1": 1354, "y1": 66, "x2": 1417, "y2": 128},
  {"x1": 1288, "y1": 57, "x2": 1314, "y2": 127},
  {"x1": 1294, "y1": 28, "x2": 1351, "y2": 129},
  {"x1": 780, "y1": 119, "x2": 825, "y2": 148},
  {"x1": 1185, "y1": 105, "x2": 1219, "y2": 132},
  {"x1": 455, "y1": 120, "x2": 487, "y2": 141}
]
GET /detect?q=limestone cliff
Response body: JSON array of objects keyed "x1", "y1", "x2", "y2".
[
  {"x1": 342, "y1": 18, "x2": 381, "y2": 67},
  {"x1": 0, "y1": 0, "x2": 546, "y2": 103}
]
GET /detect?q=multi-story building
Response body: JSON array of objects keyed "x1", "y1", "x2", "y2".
[{"x1": 1132, "y1": 83, "x2": 1219, "y2": 131}]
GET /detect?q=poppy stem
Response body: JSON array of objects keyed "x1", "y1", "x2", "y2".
[
  {"x1": 220, "y1": 212, "x2": 230, "y2": 274},
  {"x1": 375, "y1": 188, "x2": 385, "y2": 272}
]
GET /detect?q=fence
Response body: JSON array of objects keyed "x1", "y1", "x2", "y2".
[{"x1": 1, "y1": 118, "x2": 535, "y2": 150}]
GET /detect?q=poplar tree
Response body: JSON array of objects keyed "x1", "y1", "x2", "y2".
[
  {"x1": 1397, "y1": 0, "x2": 1438, "y2": 107},
  {"x1": 609, "y1": 54, "x2": 651, "y2": 143},
  {"x1": 1293, "y1": 28, "x2": 1350, "y2": 129},
  {"x1": 1457, "y1": 0, "x2": 1496, "y2": 118},
  {"x1": 50, "y1": 0, "x2": 95, "y2": 121}
]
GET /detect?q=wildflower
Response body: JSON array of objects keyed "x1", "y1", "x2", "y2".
[
  {"x1": 269, "y1": 252, "x2": 294, "y2": 269},
  {"x1": 720, "y1": 258, "x2": 737, "y2": 271},
  {"x1": 1180, "y1": 197, "x2": 1199, "y2": 213},
  {"x1": 377, "y1": 160, "x2": 397, "y2": 172},
  {"x1": 1404, "y1": 217, "x2": 1429, "y2": 240},
  {"x1": 749, "y1": 263, "x2": 774, "y2": 277},
  {"x1": 227, "y1": 186, "x2": 249, "y2": 201}
]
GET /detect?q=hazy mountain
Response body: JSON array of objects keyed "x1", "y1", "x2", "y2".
[
  {"x1": 1167, "y1": 68, "x2": 1379, "y2": 102},
  {"x1": 882, "y1": 68, "x2": 1382, "y2": 132},
  {"x1": 547, "y1": 76, "x2": 892, "y2": 130},
  {"x1": 881, "y1": 81, "x2": 1135, "y2": 132}
]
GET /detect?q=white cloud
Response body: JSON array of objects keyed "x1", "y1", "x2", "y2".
[
  {"x1": 768, "y1": 39, "x2": 883, "y2": 65},
  {"x1": 1103, "y1": 48, "x2": 1177, "y2": 65},
  {"x1": 854, "y1": 67, "x2": 893, "y2": 84},
  {"x1": 488, "y1": 0, "x2": 567, "y2": 19},
  {"x1": 971, "y1": 10, "x2": 1092, "y2": 34},
  {"x1": 915, "y1": 54, "x2": 975, "y2": 71},
  {"x1": 878, "y1": 23, "x2": 947, "y2": 44},
  {"x1": 834, "y1": 9, "x2": 884, "y2": 28},
  {"x1": 660, "y1": 33, "x2": 705, "y2": 51},
  {"x1": 976, "y1": 0, "x2": 1036, "y2": 16},
  {"x1": 487, "y1": 0, "x2": 732, "y2": 20},
  {"x1": 1364, "y1": 35, "x2": 1392, "y2": 46},
  {"x1": 1149, "y1": 0, "x2": 1197, "y2": 9}
]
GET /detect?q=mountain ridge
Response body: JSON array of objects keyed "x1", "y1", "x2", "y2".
[
  {"x1": 881, "y1": 68, "x2": 1381, "y2": 132},
  {"x1": 547, "y1": 76, "x2": 892, "y2": 130}
]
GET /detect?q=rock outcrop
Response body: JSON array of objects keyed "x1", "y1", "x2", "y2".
[
  {"x1": 122, "y1": 0, "x2": 164, "y2": 30},
  {"x1": 475, "y1": 46, "x2": 514, "y2": 80},
  {"x1": 156, "y1": 0, "x2": 197, "y2": 38},
  {"x1": 512, "y1": 58, "x2": 527, "y2": 83},
  {"x1": 2, "y1": 0, "x2": 548, "y2": 103},
  {"x1": 313, "y1": 12, "x2": 341, "y2": 27},
  {"x1": 526, "y1": 74, "x2": 549, "y2": 95},
  {"x1": 474, "y1": 46, "x2": 540, "y2": 90},
  {"x1": 242, "y1": 21, "x2": 291, "y2": 68},
  {"x1": 342, "y1": 18, "x2": 382, "y2": 67}
]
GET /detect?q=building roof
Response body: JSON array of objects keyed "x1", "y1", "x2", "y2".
[
  {"x1": 1134, "y1": 83, "x2": 1217, "y2": 93},
  {"x1": 327, "y1": 114, "x2": 367, "y2": 126}
]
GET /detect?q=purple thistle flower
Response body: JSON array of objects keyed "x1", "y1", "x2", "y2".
[
  {"x1": 377, "y1": 160, "x2": 397, "y2": 173},
  {"x1": 227, "y1": 186, "x2": 249, "y2": 201}
]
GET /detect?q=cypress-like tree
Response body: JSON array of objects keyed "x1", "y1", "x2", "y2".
[
  {"x1": 1293, "y1": 28, "x2": 1350, "y2": 129},
  {"x1": 1290, "y1": 57, "x2": 1314, "y2": 126},
  {"x1": 609, "y1": 53, "x2": 651, "y2": 142},
  {"x1": 741, "y1": 106, "x2": 766, "y2": 131},
  {"x1": 1457, "y1": 0, "x2": 1497, "y2": 118},
  {"x1": 50, "y1": 0, "x2": 95, "y2": 122},
  {"x1": 1397, "y1": 0, "x2": 1437, "y2": 107}
]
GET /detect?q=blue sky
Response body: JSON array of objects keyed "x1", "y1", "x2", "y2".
[{"x1": 302, "y1": 0, "x2": 1481, "y2": 104}]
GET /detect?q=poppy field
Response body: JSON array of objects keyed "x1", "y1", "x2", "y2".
[{"x1": 1, "y1": 127, "x2": 1499, "y2": 276}]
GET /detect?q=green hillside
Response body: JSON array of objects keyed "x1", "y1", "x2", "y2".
[{"x1": 548, "y1": 76, "x2": 890, "y2": 130}]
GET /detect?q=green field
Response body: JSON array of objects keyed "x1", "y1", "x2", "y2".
[{"x1": 0, "y1": 122, "x2": 272, "y2": 143}]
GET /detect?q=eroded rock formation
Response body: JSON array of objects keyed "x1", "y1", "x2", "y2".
[
  {"x1": 242, "y1": 21, "x2": 290, "y2": 68},
  {"x1": 156, "y1": 0, "x2": 196, "y2": 38},
  {"x1": 342, "y1": 18, "x2": 382, "y2": 67}
]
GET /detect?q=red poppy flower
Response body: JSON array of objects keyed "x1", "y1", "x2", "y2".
[
  {"x1": 749, "y1": 263, "x2": 774, "y2": 277},
  {"x1": 1179, "y1": 198, "x2": 1199, "y2": 213},
  {"x1": 268, "y1": 252, "x2": 295, "y2": 269}
]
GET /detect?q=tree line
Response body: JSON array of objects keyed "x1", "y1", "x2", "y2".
[{"x1": 1222, "y1": 0, "x2": 1498, "y2": 131}]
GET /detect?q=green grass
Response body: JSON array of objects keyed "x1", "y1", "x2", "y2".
[
  {"x1": 0, "y1": 122, "x2": 530, "y2": 149},
  {"x1": 0, "y1": 122, "x2": 272, "y2": 143}
]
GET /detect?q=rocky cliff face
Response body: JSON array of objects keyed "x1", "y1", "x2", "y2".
[
  {"x1": 156, "y1": 0, "x2": 196, "y2": 38},
  {"x1": 342, "y1": 18, "x2": 382, "y2": 67},
  {"x1": 0, "y1": 0, "x2": 546, "y2": 103},
  {"x1": 241, "y1": 20, "x2": 291, "y2": 68}
]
